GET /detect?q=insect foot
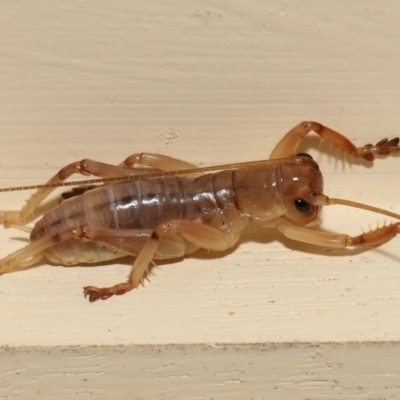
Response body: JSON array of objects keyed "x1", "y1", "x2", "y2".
[
  {"x1": 0, "y1": 211, "x2": 23, "y2": 228},
  {"x1": 356, "y1": 137, "x2": 400, "y2": 161},
  {"x1": 83, "y1": 282, "x2": 134, "y2": 302}
]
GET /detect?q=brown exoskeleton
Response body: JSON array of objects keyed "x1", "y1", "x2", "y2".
[{"x1": 0, "y1": 121, "x2": 399, "y2": 302}]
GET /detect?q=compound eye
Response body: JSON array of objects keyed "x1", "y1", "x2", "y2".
[
  {"x1": 294, "y1": 198, "x2": 312, "y2": 214},
  {"x1": 296, "y1": 153, "x2": 313, "y2": 160}
]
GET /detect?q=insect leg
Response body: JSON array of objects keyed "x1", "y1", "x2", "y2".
[
  {"x1": 75, "y1": 225, "x2": 192, "y2": 260},
  {"x1": 274, "y1": 217, "x2": 400, "y2": 248},
  {"x1": 0, "y1": 226, "x2": 85, "y2": 275},
  {"x1": 270, "y1": 121, "x2": 400, "y2": 161},
  {"x1": 84, "y1": 220, "x2": 239, "y2": 302},
  {"x1": 120, "y1": 152, "x2": 202, "y2": 172},
  {"x1": 59, "y1": 153, "x2": 202, "y2": 202},
  {"x1": 0, "y1": 159, "x2": 163, "y2": 228},
  {"x1": 0, "y1": 225, "x2": 185, "y2": 274}
]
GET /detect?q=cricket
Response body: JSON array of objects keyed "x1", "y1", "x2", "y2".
[{"x1": 0, "y1": 121, "x2": 399, "y2": 302}]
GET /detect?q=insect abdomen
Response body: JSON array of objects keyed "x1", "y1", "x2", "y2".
[{"x1": 31, "y1": 172, "x2": 239, "y2": 241}]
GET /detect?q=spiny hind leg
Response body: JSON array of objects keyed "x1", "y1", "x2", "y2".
[
  {"x1": 84, "y1": 220, "x2": 239, "y2": 302},
  {"x1": 62, "y1": 153, "x2": 203, "y2": 202},
  {"x1": 60, "y1": 153, "x2": 202, "y2": 201},
  {"x1": 58, "y1": 154, "x2": 193, "y2": 201},
  {"x1": 1, "y1": 153, "x2": 202, "y2": 228},
  {"x1": 0, "y1": 226, "x2": 85, "y2": 275},
  {"x1": 270, "y1": 121, "x2": 400, "y2": 161},
  {"x1": 0, "y1": 224, "x2": 173, "y2": 275},
  {"x1": 0, "y1": 158, "x2": 163, "y2": 228}
]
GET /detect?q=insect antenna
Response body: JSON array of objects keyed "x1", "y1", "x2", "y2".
[
  {"x1": 0, "y1": 157, "x2": 305, "y2": 192},
  {"x1": 327, "y1": 198, "x2": 400, "y2": 220}
]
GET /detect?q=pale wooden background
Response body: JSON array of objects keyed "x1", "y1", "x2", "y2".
[{"x1": 1, "y1": 1, "x2": 400, "y2": 398}]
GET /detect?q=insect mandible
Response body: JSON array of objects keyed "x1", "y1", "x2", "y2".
[{"x1": 0, "y1": 121, "x2": 399, "y2": 302}]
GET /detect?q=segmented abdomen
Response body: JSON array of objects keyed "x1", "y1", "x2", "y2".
[{"x1": 31, "y1": 171, "x2": 238, "y2": 242}]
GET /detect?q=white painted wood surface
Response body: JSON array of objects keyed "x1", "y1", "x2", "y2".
[{"x1": 1, "y1": 1, "x2": 400, "y2": 398}]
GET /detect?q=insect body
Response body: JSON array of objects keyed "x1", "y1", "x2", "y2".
[{"x1": 0, "y1": 121, "x2": 399, "y2": 302}]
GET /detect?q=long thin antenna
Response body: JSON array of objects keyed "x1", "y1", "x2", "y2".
[
  {"x1": 0, "y1": 157, "x2": 304, "y2": 193},
  {"x1": 328, "y1": 197, "x2": 400, "y2": 220}
]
